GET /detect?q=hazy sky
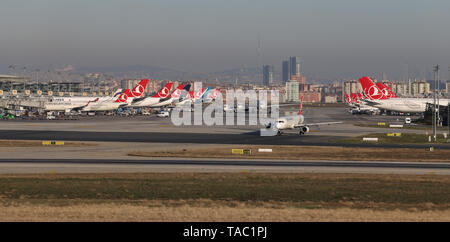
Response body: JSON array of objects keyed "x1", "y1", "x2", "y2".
[{"x1": 1, "y1": 0, "x2": 450, "y2": 80}]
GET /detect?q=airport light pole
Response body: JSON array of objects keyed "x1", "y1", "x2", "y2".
[{"x1": 433, "y1": 65, "x2": 439, "y2": 142}]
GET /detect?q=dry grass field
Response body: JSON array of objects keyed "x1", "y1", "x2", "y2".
[
  {"x1": 0, "y1": 173, "x2": 449, "y2": 221},
  {"x1": 1, "y1": 202, "x2": 449, "y2": 222},
  {"x1": 129, "y1": 145, "x2": 450, "y2": 162}
]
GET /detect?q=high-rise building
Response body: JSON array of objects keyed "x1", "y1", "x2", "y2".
[
  {"x1": 282, "y1": 56, "x2": 301, "y2": 83},
  {"x1": 343, "y1": 80, "x2": 362, "y2": 96},
  {"x1": 282, "y1": 60, "x2": 290, "y2": 83},
  {"x1": 410, "y1": 80, "x2": 430, "y2": 96},
  {"x1": 121, "y1": 79, "x2": 156, "y2": 96},
  {"x1": 285, "y1": 81, "x2": 299, "y2": 102},
  {"x1": 289, "y1": 56, "x2": 301, "y2": 77},
  {"x1": 390, "y1": 82, "x2": 407, "y2": 96},
  {"x1": 262, "y1": 65, "x2": 274, "y2": 86}
]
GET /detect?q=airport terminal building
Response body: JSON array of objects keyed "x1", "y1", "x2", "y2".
[{"x1": 0, "y1": 75, "x2": 82, "y2": 95}]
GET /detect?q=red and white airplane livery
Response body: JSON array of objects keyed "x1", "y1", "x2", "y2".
[
  {"x1": 82, "y1": 79, "x2": 149, "y2": 111},
  {"x1": 359, "y1": 76, "x2": 450, "y2": 113}
]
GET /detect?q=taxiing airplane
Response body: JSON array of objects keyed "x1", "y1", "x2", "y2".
[{"x1": 264, "y1": 96, "x2": 343, "y2": 135}]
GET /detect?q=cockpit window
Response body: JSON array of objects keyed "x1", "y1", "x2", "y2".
[{"x1": 278, "y1": 120, "x2": 285, "y2": 123}]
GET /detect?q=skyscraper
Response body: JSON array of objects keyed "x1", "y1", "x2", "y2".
[
  {"x1": 282, "y1": 60, "x2": 290, "y2": 83},
  {"x1": 289, "y1": 56, "x2": 301, "y2": 77},
  {"x1": 263, "y1": 65, "x2": 274, "y2": 86},
  {"x1": 282, "y1": 56, "x2": 301, "y2": 83}
]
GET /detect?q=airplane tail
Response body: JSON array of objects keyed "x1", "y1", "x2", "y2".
[
  {"x1": 180, "y1": 83, "x2": 192, "y2": 99},
  {"x1": 201, "y1": 87, "x2": 210, "y2": 99},
  {"x1": 194, "y1": 88, "x2": 204, "y2": 99},
  {"x1": 130, "y1": 79, "x2": 149, "y2": 98},
  {"x1": 298, "y1": 96, "x2": 304, "y2": 115},
  {"x1": 209, "y1": 89, "x2": 221, "y2": 99},
  {"x1": 345, "y1": 94, "x2": 352, "y2": 104},
  {"x1": 377, "y1": 82, "x2": 398, "y2": 98},
  {"x1": 114, "y1": 89, "x2": 131, "y2": 103},
  {"x1": 111, "y1": 89, "x2": 123, "y2": 97},
  {"x1": 351, "y1": 93, "x2": 359, "y2": 104},
  {"x1": 152, "y1": 82, "x2": 173, "y2": 98},
  {"x1": 359, "y1": 76, "x2": 387, "y2": 100},
  {"x1": 169, "y1": 84, "x2": 186, "y2": 99}
]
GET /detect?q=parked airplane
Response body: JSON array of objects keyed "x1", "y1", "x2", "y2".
[
  {"x1": 130, "y1": 82, "x2": 173, "y2": 108},
  {"x1": 201, "y1": 88, "x2": 221, "y2": 104},
  {"x1": 359, "y1": 76, "x2": 450, "y2": 113},
  {"x1": 344, "y1": 92, "x2": 379, "y2": 114},
  {"x1": 175, "y1": 86, "x2": 210, "y2": 106},
  {"x1": 150, "y1": 83, "x2": 191, "y2": 108},
  {"x1": 264, "y1": 96, "x2": 343, "y2": 135},
  {"x1": 44, "y1": 89, "x2": 123, "y2": 112},
  {"x1": 82, "y1": 79, "x2": 149, "y2": 111},
  {"x1": 375, "y1": 82, "x2": 397, "y2": 98}
]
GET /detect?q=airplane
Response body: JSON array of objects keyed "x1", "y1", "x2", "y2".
[
  {"x1": 43, "y1": 89, "x2": 123, "y2": 112},
  {"x1": 150, "y1": 83, "x2": 191, "y2": 108},
  {"x1": 375, "y1": 82, "x2": 398, "y2": 98},
  {"x1": 82, "y1": 79, "x2": 149, "y2": 111},
  {"x1": 264, "y1": 96, "x2": 343, "y2": 135},
  {"x1": 359, "y1": 76, "x2": 450, "y2": 113},
  {"x1": 174, "y1": 86, "x2": 209, "y2": 107},
  {"x1": 202, "y1": 88, "x2": 221, "y2": 104},
  {"x1": 344, "y1": 93, "x2": 379, "y2": 114},
  {"x1": 130, "y1": 82, "x2": 173, "y2": 108}
]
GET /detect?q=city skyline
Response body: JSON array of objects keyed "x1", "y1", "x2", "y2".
[{"x1": 1, "y1": 0, "x2": 450, "y2": 80}]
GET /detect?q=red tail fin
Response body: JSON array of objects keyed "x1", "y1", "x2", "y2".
[
  {"x1": 194, "y1": 88, "x2": 204, "y2": 99},
  {"x1": 351, "y1": 93, "x2": 359, "y2": 104},
  {"x1": 130, "y1": 79, "x2": 149, "y2": 98},
  {"x1": 345, "y1": 94, "x2": 351, "y2": 104},
  {"x1": 378, "y1": 82, "x2": 398, "y2": 98},
  {"x1": 153, "y1": 82, "x2": 173, "y2": 98},
  {"x1": 359, "y1": 76, "x2": 386, "y2": 100},
  {"x1": 114, "y1": 89, "x2": 131, "y2": 103},
  {"x1": 210, "y1": 89, "x2": 220, "y2": 99},
  {"x1": 170, "y1": 84, "x2": 185, "y2": 98},
  {"x1": 298, "y1": 96, "x2": 303, "y2": 115}
]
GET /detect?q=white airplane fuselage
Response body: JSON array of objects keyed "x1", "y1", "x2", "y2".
[
  {"x1": 130, "y1": 97, "x2": 161, "y2": 107},
  {"x1": 44, "y1": 97, "x2": 111, "y2": 111},
  {"x1": 368, "y1": 98, "x2": 450, "y2": 113},
  {"x1": 268, "y1": 115, "x2": 304, "y2": 130}
]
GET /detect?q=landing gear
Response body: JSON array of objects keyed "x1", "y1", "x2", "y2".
[
  {"x1": 277, "y1": 130, "x2": 283, "y2": 136},
  {"x1": 298, "y1": 130, "x2": 304, "y2": 135}
]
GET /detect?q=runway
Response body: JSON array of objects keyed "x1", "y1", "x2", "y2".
[
  {"x1": 0, "y1": 158, "x2": 449, "y2": 174},
  {"x1": 1, "y1": 129, "x2": 449, "y2": 149}
]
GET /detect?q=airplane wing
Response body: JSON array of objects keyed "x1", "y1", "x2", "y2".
[
  {"x1": 131, "y1": 96, "x2": 146, "y2": 103},
  {"x1": 72, "y1": 98, "x2": 100, "y2": 111},
  {"x1": 362, "y1": 99, "x2": 381, "y2": 105},
  {"x1": 294, "y1": 121, "x2": 343, "y2": 128}
]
